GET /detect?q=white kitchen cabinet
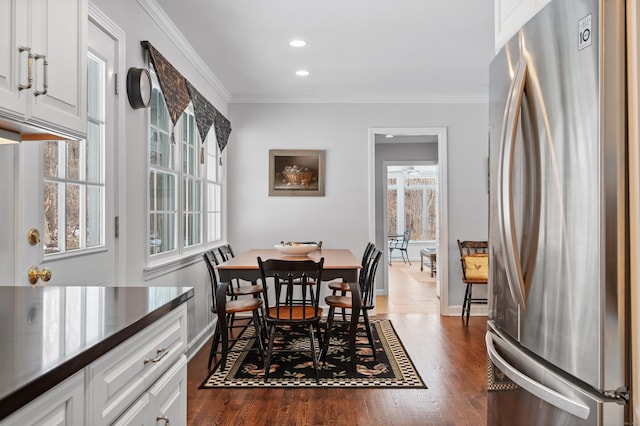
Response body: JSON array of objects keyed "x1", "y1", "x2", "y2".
[
  {"x1": 0, "y1": 371, "x2": 84, "y2": 426},
  {"x1": 495, "y1": 0, "x2": 552, "y2": 50},
  {"x1": 87, "y1": 303, "x2": 188, "y2": 425},
  {"x1": 0, "y1": 0, "x2": 87, "y2": 139},
  {"x1": 112, "y1": 355, "x2": 187, "y2": 426},
  {"x1": 149, "y1": 355, "x2": 187, "y2": 426}
]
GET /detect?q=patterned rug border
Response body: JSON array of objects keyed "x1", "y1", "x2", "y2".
[{"x1": 199, "y1": 319, "x2": 426, "y2": 389}]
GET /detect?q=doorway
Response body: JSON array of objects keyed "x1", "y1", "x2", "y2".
[
  {"x1": 384, "y1": 163, "x2": 439, "y2": 313},
  {"x1": 368, "y1": 127, "x2": 450, "y2": 314}
]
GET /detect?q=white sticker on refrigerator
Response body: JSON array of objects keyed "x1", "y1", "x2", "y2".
[{"x1": 578, "y1": 14, "x2": 592, "y2": 50}]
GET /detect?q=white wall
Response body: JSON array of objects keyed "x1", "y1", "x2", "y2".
[{"x1": 227, "y1": 102, "x2": 489, "y2": 311}]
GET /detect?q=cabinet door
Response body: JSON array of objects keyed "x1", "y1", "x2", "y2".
[
  {"x1": 149, "y1": 356, "x2": 187, "y2": 426},
  {"x1": 111, "y1": 394, "x2": 153, "y2": 426},
  {"x1": 0, "y1": 0, "x2": 27, "y2": 119},
  {"x1": 0, "y1": 371, "x2": 84, "y2": 426},
  {"x1": 28, "y1": 0, "x2": 87, "y2": 138},
  {"x1": 495, "y1": 0, "x2": 553, "y2": 50}
]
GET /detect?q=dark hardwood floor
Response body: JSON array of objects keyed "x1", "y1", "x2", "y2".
[{"x1": 188, "y1": 263, "x2": 488, "y2": 425}]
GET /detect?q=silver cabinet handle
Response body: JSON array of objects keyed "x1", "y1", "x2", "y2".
[
  {"x1": 485, "y1": 330, "x2": 590, "y2": 420},
  {"x1": 156, "y1": 415, "x2": 170, "y2": 425},
  {"x1": 143, "y1": 347, "x2": 169, "y2": 365},
  {"x1": 33, "y1": 54, "x2": 48, "y2": 96},
  {"x1": 17, "y1": 46, "x2": 33, "y2": 91},
  {"x1": 497, "y1": 56, "x2": 528, "y2": 309}
]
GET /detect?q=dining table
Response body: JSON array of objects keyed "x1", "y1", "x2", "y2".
[
  {"x1": 215, "y1": 248, "x2": 364, "y2": 361},
  {"x1": 215, "y1": 248, "x2": 361, "y2": 283}
]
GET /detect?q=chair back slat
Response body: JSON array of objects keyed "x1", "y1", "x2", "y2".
[
  {"x1": 217, "y1": 244, "x2": 235, "y2": 262},
  {"x1": 258, "y1": 257, "x2": 324, "y2": 322},
  {"x1": 202, "y1": 251, "x2": 219, "y2": 312},
  {"x1": 361, "y1": 249, "x2": 382, "y2": 308},
  {"x1": 400, "y1": 229, "x2": 411, "y2": 248}
]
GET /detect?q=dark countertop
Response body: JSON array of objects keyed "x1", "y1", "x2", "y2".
[{"x1": 0, "y1": 285, "x2": 194, "y2": 421}]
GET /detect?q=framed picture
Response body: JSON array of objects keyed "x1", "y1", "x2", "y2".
[{"x1": 269, "y1": 149, "x2": 325, "y2": 196}]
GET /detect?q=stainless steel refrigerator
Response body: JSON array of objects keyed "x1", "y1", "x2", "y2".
[{"x1": 487, "y1": 0, "x2": 631, "y2": 425}]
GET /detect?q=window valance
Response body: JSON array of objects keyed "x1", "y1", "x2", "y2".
[{"x1": 141, "y1": 41, "x2": 231, "y2": 152}]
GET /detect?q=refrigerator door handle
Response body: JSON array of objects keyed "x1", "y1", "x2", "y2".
[
  {"x1": 486, "y1": 331, "x2": 590, "y2": 420},
  {"x1": 497, "y1": 57, "x2": 528, "y2": 309}
]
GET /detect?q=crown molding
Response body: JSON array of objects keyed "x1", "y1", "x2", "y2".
[
  {"x1": 229, "y1": 94, "x2": 489, "y2": 104},
  {"x1": 137, "y1": 0, "x2": 231, "y2": 104}
]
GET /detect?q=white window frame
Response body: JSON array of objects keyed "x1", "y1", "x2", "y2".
[
  {"x1": 146, "y1": 68, "x2": 224, "y2": 269},
  {"x1": 387, "y1": 166, "x2": 438, "y2": 243}
]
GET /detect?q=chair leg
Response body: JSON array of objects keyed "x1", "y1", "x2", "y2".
[
  {"x1": 402, "y1": 250, "x2": 411, "y2": 265},
  {"x1": 309, "y1": 324, "x2": 320, "y2": 384},
  {"x1": 207, "y1": 323, "x2": 221, "y2": 370},
  {"x1": 462, "y1": 283, "x2": 472, "y2": 326},
  {"x1": 218, "y1": 314, "x2": 230, "y2": 372},
  {"x1": 348, "y1": 305, "x2": 360, "y2": 372},
  {"x1": 264, "y1": 324, "x2": 277, "y2": 382},
  {"x1": 321, "y1": 306, "x2": 336, "y2": 364},
  {"x1": 465, "y1": 284, "x2": 473, "y2": 326},
  {"x1": 362, "y1": 309, "x2": 377, "y2": 360},
  {"x1": 252, "y1": 310, "x2": 265, "y2": 360}
]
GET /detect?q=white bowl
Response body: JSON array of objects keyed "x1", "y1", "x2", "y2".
[{"x1": 274, "y1": 243, "x2": 318, "y2": 256}]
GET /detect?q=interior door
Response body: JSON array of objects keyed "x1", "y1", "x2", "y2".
[{"x1": 14, "y1": 18, "x2": 118, "y2": 286}]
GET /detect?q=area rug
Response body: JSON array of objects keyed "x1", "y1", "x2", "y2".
[
  {"x1": 486, "y1": 356, "x2": 518, "y2": 391},
  {"x1": 200, "y1": 319, "x2": 426, "y2": 389}
]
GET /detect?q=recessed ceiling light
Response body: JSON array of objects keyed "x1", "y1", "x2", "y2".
[
  {"x1": 289, "y1": 40, "x2": 306, "y2": 47},
  {"x1": 296, "y1": 70, "x2": 310, "y2": 77},
  {"x1": 385, "y1": 134, "x2": 395, "y2": 138}
]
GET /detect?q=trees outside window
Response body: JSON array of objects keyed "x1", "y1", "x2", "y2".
[{"x1": 387, "y1": 166, "x2": 438, "y2": 241}]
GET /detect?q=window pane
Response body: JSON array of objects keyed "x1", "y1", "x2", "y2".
[
  {"x1": 161, "y1": 213, "x2": 176, "y2": 252},
  {"x1": 207, "y1": 150, "x2": 217, "y2": 181},
  {"x1": 87, "y1": 56, "x2": 103, "y2": 120},
  {"x1": 66, "y1": 184, "x2": 81, "y2": 250},
  {"x1": 208, "y1": 212, "x2": 221, "y2": 241},
  {"x1": 207, "y1": 184, "x2": 219, "y2": 211},
  {"x1": 387, "y1": 189, "x2": 397, "y2": 233},
  {"x1": 405, "y1": 189, "x2": 423, "y2": 240},
  {"x1": 86, "y1": 185, "x2": 102, "y2": 247},
  {"x1": 193, "y1": 180, "x2": 201, "y2": 210},
  {"x1": 150, "y1": 129, "x2": 172, "y2": 168},
  {"x1": 149, "y1": 170, "x2": 177, "y2": 256},
  {"x1": 185, "y1": 212, "x2": 202, "y2": 247},
  {"x1": 426, "y1": 188, "x2": 437, "y2": 240},
  {"x1": 44, "y1": 141, "x2": 59, "y2": 178},
  {"x1": 43, "y1": 181, "x2": 59, "y2": 254},
  {"x1": 163, "y1": 173, "x2": 176, "y2": 210},
  {"x1": 150, "y1": 213, "x2": 160, "y2": 255},
  {"x1": 66, "y1": 140, "x2": 81, "y2": 181},
  {"x1": 86, "y1": 121, "x2": 101, "y2": 182},
  {"x1": 151, "y1": 89, "x2": 168, "y2": 128}
]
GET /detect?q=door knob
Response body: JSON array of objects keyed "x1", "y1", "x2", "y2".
[
  {"x1": 28, "y1": 265, "x2": 52, "y2": 285},
  {"x1": 27, "y1": 228, "x2": 40, "y2": 246}
]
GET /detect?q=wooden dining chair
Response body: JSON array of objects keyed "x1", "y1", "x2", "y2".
[
  {"x1": 327, "y1": 242, "x2": 375, "y2": 320},
  {"x1": 202, "y1": 252, "x2": 265, "y2": 372},
  {"x1": 257, "y1": 257, "x2": 324, "y2": 383},
  {"x1": 212, "y1": 246, "x2": 264, "y2": 299},
  {"x1": 457, "y1": 239, "x2": 489, "y2": 326},
  {"x1": 321, "y1": 248, "x2": 383, "y2": 371}
]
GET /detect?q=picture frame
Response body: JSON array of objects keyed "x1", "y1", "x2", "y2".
[{"x1": 269, "y1": 149, "x2": 325, "y2": 196}]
